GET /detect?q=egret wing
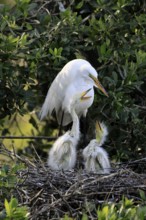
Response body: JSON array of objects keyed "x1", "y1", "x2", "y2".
[{"x1": 39, "y1": 72, "x2": 67, "y2": 120}]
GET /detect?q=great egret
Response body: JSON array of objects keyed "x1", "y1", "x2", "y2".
[
  {"x1": 40, "y1": 59, "x2": 108, "y2": 126},
  {"x1": 48, "y1": 89, "x2": 92, "y2": 170},
  {"x1": 83, "y1": 121, "x2": 111, "y2": 174}
]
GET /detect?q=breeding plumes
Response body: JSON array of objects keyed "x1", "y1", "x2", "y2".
[
  {"x1": 48, "y1": 89, "x2": 92, "y2": 170},
  {"x1": 83, "y1": 121, "x2": 111, "y2": 174},
  {"x1": 40, "y1": 59, "x2": 108, "y2": 126}
]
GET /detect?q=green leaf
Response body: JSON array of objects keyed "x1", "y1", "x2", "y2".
[
  {"x1": 124, "y1": 197, "x2": 133, "y2": 208},
  {"x1": 76, "y1": 1, "x2": 83, "y2": 9},
  {"x1": 82, "y1": 213, "x2": 88, "y2": 220},
  {"x1": 4, "y1": 199, "x2": 11, "y2": 217},
  {"x1": 100, "y1": 43, "x2": 106, "y2": 56},
  {"x1": 54, "y1": 48, "x2": 58, "y2": 56},
  {"x1": 10, "y1": 198, "x2": 18, "y2": 209},
  {"x1": 139, "y1": 190, "x2": 146, "y2": 201}
]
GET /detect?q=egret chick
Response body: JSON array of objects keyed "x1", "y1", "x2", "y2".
[
  {"x1": 48, "y1": 89, "x2": 92, "y2": 170},
  {"x1": 40, "y1": 59, "x2": 108, "y2": 126},
  {"x1": 83, "y1": 121, "x2": 111, "y2": 174}
]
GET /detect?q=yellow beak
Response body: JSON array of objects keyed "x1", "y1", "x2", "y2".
[
  {"x1": 81, "y1": 88, "x2": 92, "y2": 100},
  {"x1": 95, "y1": 121, "x2": 102, "y2": 132},
  {"x1": 95, "y1": 121, "x2": 103, "y2": 143},
  {"x1": 89, "y1": 74, "x2": 108, "y2": 97}
]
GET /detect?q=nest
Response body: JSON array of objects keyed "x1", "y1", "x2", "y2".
[{"x1": 1, "y1": 146, "x2": 146, "y2": 220}]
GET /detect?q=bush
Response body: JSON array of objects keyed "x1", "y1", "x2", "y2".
[
  {"x1": 0, "y1": 198, "x2": 29, "y2": 220},
  {"x1": 97, "y1": 197, "x2": 146, "y2": 220},
  {"x1": 0, "y1": 163, "x2": 29, "y2": 219}
]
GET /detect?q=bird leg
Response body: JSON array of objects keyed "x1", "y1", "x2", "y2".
[
  {"x1": 58, "y1": 111, "x2": 64, "y2": 137},
  {"x1": 80, "y1": 116, "x2": 88, "y2": 147}
]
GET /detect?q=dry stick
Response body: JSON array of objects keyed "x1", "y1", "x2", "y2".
[
  {"x1": 114, "y1": 158, "x2": 146, "y2": 167},
  {"x1": 38, "y1": 196, "x2": 69, "y2": 216},
  {"x1": 0, "y1": 145, "x2": 14, "y2": 161},
  {"x1": 0, "y1": 144, "x2": 36, "y2": 168},
  {"x1": 12, "y1": 145, "x2": 36, "y2": 168},
  {"x1": 105, "y1": 175, "x2": 122, "y2": 202},
  {"x1": 15, "y1": 187, "x2": 24, "y2": 204},
  {"x1": 64, "y1": 172, "x2": 122, "y2": 198},
  {"x1": 65, "y1": 181, "x2": 80, "y2": 196},
  {"x1": 0, "y1": 136, "x2": 56, "y2": 140},
  {"x1": 31, "y1": 144, "x2": 47, "y2": 171},
  {"x1": 104, "y1": 169, "x2": 129, "y2": 201},
  {"x1": 37, "y1": 182, "x2": 81, "y2": 216},
  {"x1": 76, "y1": 172, "x2": 121, "y2": 191},
  {"x1": 17, "y1": 167, "x2": 30, "y2": 190},
  {"x1": 30, "y1": 188, "x2": 44, "y2": 204},
  {"x1": 49, "y1": 182, "x2": 75, "y2": 216},
  {"x1": 73, "y1": 169, "x2": 134, "y2": 200},
  {"x1": 84, "y1": 198, "x2": 95, "y2": 219},
  {"x1": 16, "y1": 187, "x2": 30, "y2": 205}
]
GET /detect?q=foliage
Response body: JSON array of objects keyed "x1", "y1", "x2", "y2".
[
  {"x1": 0, "y1": 163, "x2": 24, "y2": 209},
  {"x1": 0, "y1": 0, "x2": 146, "y2": 161},
  {"x1": 0, "y1": 198, "x2": 29, "y2": 220},
  {"x1": 0, "y1": 162, "x2": 29, "y2": 219},
  {"x1": 97, "y1": 197, "x2": 146, "y2": 220},
  {"x1": 0, "y1": 163, "x2": 24, "y2": 185},
  {"x1": 63, "y1": 197, "x2": 146, "y2": 220}
]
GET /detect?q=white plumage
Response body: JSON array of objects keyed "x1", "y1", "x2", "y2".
[
  {"x1": 40, "y1": 59, "x2": 108, "y2": 126},
  {"x1": 48, "y1": 132, "x2": 77, "y2": 170},
  {"x1": 83, "y1": 122, "x2": 111, "y2": 174},
  {"x1": 48, "y1": 89, "x2": 91, "y2": 170}
]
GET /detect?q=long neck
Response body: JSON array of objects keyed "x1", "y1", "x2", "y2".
[{"x1": 70, "y1": 108, "x2": 80, "y2": 139}]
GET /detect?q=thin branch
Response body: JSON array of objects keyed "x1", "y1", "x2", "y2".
[
  {"x1": 31, "y1": 144, "x2": 47, "y2": 171},
  {"x1": 0, "y1": 144, "x2": 36, "y2": 167},
  {"x1": 0, "y1": 136, "x2": 56, "y2": 140}
]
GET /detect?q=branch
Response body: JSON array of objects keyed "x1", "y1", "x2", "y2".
[{"x1": 0, "y1": 136, "x2": 56, "y2": 140}]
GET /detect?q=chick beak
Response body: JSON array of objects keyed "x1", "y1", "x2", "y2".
[
  {"x1": 95, "y1": 121, "x2": 102, "y2": 132},
  {"x1": 81, "y1": 88, "x2": 92, "y2": 100},
  {"x1": 95, "y1": 121, "x2": 103, "y2": 143},
  {"x1": 89, "y1": 74, "x2": 108, "y2": 97}
]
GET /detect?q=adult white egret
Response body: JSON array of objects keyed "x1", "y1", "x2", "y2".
[
  {"x1": 48, "y1": 89, "x2": 92, "y2": 170},
  {"x1": 83, "y1": 121, "x2": 111, "y2": 174},
  {"x1": 40, "y1": 59, "x2": 108, "y2": 126}
]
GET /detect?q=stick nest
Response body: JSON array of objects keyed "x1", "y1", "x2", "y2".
[
  {"x1": 1, "y1": 146, "x2": 146, "y2": 220},
  {"x1": 17, "y1": 164, "x2": 146, "y2": 219}
]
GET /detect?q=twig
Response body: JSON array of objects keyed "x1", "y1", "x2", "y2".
[
  {"x1": 30, "y1": 188, "x2": 44, "y2": 204},
  {"x1": 31, "y1": 144, "x2": 47, "y2": 171},
  {"x1": 115, "y1": 158, "x2": 146, "y2": 165},
  {"x1": 0, "y1": 136, "x2": 56, "y2": 140},
  {"x1": 0, "y1": 144, "x2": 36, "y2": 168}
]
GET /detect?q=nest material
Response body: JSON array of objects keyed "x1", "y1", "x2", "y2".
[
  {"x1": 16, "y1": 163, "x2": 146, "y2": 220},
  {"x1": 1, "y1": 146, "x2": 146, "y2": 220}
]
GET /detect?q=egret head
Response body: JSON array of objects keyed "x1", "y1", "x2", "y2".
[
  {"x1": 95, "y1": 121, "x2": 108, "y2": 146},
  {"x1": 79, "y1": 62, "x2": 108, "y2": 97},
  {"x1": 89, "y1": 73, "x2": 108, "y2": 97}
]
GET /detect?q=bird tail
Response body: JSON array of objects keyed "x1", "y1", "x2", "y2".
[{"x1": 39, "y1": 90, "x2": 54, "y2": 120}]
